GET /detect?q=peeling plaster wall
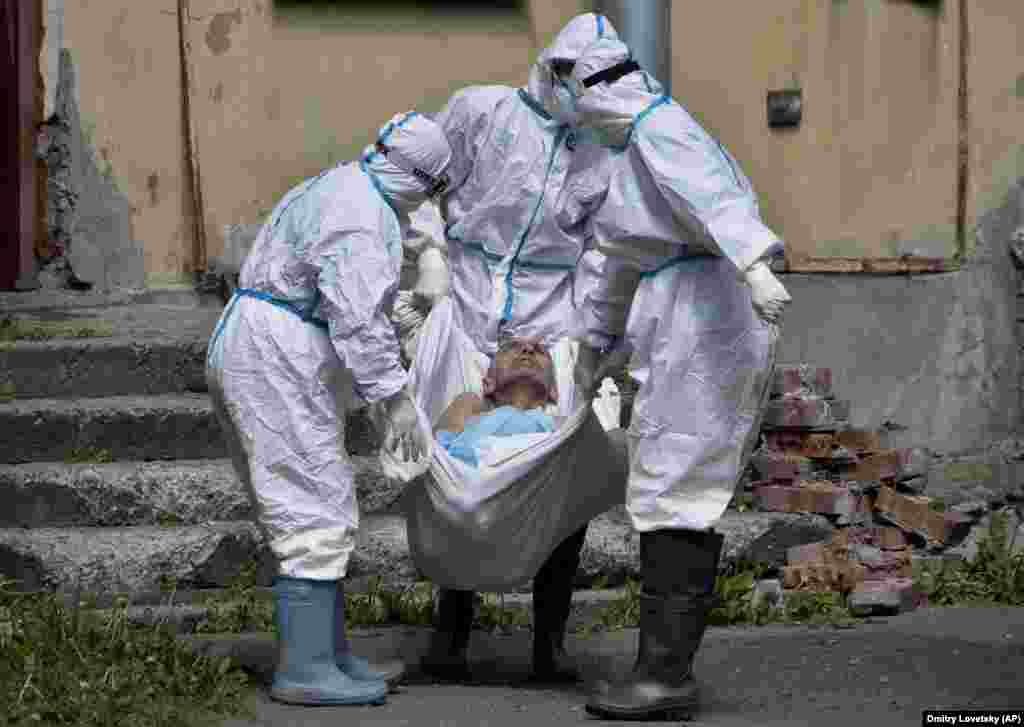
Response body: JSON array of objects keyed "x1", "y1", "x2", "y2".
[
  {"x1": 182, "y1": 0, "x2": 537, "y2": 266},
  {"x1": 36, "y1": 2, "x2": 144, "y2": 292},
  {"x1": 62, "y1": 1, "x2": 193, "y2": 287}
]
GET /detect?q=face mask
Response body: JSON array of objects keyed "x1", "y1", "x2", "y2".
[{"x1": 554, "y1": 81, "x2": 578, "y2": 117}]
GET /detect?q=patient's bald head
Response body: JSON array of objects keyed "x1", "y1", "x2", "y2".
[{"x1": 483, "y1": 337, "x2": 558, "y2": 408}]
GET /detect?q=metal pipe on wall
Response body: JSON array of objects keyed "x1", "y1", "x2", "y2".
[{"x1": 594, "y1": 0, "x2": 671, "y2": 95}]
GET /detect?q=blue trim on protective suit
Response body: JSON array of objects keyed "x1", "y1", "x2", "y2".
[
  {"x1": 234, "y1": 288, "x2": 330, "y2": 328},
  {"x1": 596, "y1": 14, "x2": 605, "y2": 38},
  {"x1": 517, "y1": 89, "x2": 552, "y2": 122},
  {"x1": 501, "y1": 125, "x2": 569, "y2": 323},
  {"x1": 360, "y1": 110, "x2": 420, "y2": 217},
  {"x1": 207, "y1": 288, "x2": 329, "y2": 366},
  {"x1": 623, "y1": 94, "x2": 671, "y2": 149},
  {"x1": 515, "y1": 257, "x2": 576, "y2": 271}
]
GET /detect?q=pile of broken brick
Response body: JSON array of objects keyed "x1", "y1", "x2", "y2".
[{"x1": 744, "y1": 364, "x2": 974, "y2": 617}]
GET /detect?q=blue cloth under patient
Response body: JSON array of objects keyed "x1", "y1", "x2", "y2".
[{"x1": 436, "y1": 405, "x2": 555, "y2": 468}]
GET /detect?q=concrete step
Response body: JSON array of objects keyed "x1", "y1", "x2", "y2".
[
  {"x1": 0, "y1": 394, "x2": 380, "y2": 463},
  {"x1": 0, "y1": 511, "x2": 835, "y2": 601},
  {"x1": 0, "y1": 338, "x2": 208, "y2": 399},
  {"x1": 0, "y1": 457, "x2": 407, "y2": 527}
]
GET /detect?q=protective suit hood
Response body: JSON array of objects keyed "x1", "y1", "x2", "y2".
[
  {"x1": 361, "y1": 111, "x2": 452, "y2": 216},
  {"x1": 571, "y1": 38, "x2": 665, "y2": 147},
  {"x1": 526, "y1": 12, "x2": 618, "y2": 124}
]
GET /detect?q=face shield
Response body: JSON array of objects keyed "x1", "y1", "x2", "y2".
[
  {"x1": 527, "y1": 13, "x2": 619, "y2": 125},
  {"x1": 373, "y1": 141, "x2": 451, "y2": 201},
  {"x1": 569, "y1": 39, "x2": 652, "y2": 147},
  {"x1": 361, "y1": 112, "x2": 453, "y2": 213}
]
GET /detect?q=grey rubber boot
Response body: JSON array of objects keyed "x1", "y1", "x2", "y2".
[
  {"x1": 421, "y1": 588, "x2": 474, "y2": 681},
  {"x1": 585, "y1": 528, "x2": 723, "y2": 721},
  {"x1": 334, "y1": 582, "x2": 406, "y2": 690},
  {"x1": 269, "y1": 577, "x2": 388, "y2": 706},
  {"x1": 530, "y1": 525, "x2": 588, "y2": 683}
]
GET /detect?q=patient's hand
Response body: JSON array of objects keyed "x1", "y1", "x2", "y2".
[{"x1": 436, "y1": 393, "x2": 489, "y2": 435}]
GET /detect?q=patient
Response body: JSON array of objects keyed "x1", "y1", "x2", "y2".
[
  {"x1": 423, "y1": 336, "x2": 588, "y2": 683},
  {"x1": 435, "y1": 337, "x2": 559, "y2": 467}
]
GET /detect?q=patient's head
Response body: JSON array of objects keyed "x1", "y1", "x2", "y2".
[{"x1": 483, "y1": 337, "x2": 558, "y2": 409}]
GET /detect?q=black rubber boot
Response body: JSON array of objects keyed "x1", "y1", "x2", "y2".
[
  {"x1": 421, "y1": 588, "x2": 474, "y2": 682},
  {"x1": 586, "y1": 528, "x2": 723, "y2": 721},
  {"x1": 529, "y1": 525, "x2": 588, "y2": 683}
]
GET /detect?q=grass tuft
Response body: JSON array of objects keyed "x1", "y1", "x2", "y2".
[{"x1": 0, "y1": 577, "x2": 251, "y2": 727}]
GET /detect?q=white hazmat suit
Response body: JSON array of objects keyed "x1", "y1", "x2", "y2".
[
  {"x1": 206, "y1": 112, "x2": 451, "y2": 581},
  {"x1": 573, "y1": 40, "x2": 787, "y2": 533},
  {"x1": 434, "y1": 12, "x2": 619, "y2": 354},
  {"x1": 569, "y1": 40, "x2": 793, "y2": 720}
]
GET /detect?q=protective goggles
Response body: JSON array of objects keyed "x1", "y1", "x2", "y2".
[
  {"x1": 374, "y1": 141, "x2": 451, "y2": 199},
  {"x1": 573, "y1": 59, "x2": 642, "y2": 96}
]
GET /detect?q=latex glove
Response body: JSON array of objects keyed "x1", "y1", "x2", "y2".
[
  {"x1": 744, "y1": 260, "x2": 792, "y2": 324},
  {"x1": 371, "y1": 388, "x2": 426, "y2": 463},
  {"x1": 413, "y1": 246, "x2": 449, "y2": 309}
]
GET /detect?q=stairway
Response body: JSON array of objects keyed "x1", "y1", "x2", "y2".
[
  {"x1": 0, "y1": 299, "x2": 416, "y2": 604},
  {"x1": 0, "y1": 295, "x2": 835, "y2": 604}
]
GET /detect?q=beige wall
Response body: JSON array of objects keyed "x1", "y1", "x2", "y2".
[
  {"x1": 63, "y1": 1, "x2": 195, "y2": 286},
  {"x1": 669, "y1": 0, "x2": 960, "y2": 270},
  {"x1": 183, "y1": 0, "x2": 539, "y2": 266},
  {"x1": 964, "y1": 0, "x2": 1024, "y2": 247},
  {"x1": 60, "y1": 1, "x2": 1022, "y2": 281}
]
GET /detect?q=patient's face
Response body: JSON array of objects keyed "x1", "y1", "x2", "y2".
[
  {"x1": 486, "y1": 337, "x2": 557, "y2": 405},
  {"x1": 494, "y1": 338, "x2": 551, "y2": 373}
]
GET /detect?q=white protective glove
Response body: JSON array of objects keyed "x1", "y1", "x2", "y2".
[
  {"x1": 370, "y1": 388, "x2": 426, "y2": 463},
  {"x1": 744, "y1": 260, "x2": 792, "y2": 324},
  {"x1": 412, "y1": 245, "x2": 449, "y2": 309}
]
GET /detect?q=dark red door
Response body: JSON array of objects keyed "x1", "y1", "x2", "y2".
[{"x1": 0, "y1": 0, "x2": 39, "y2": 291}]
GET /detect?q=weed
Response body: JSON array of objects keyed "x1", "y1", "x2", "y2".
[
  {"x1": 155, "y1": 511, "x2": 186, "y2": 527},
  {"x1": 586, "y1": 562, "x2": 853, "y2": 632},
  {"x1": 0, "y1": 316, "x2": 114, "y2": 342},
  {"x1": 195, "y1": 562, "x2": 275, "y2": 635},
  {"x1": 474, "y1": 593, "x2": 531, "y2": 632},
  {"x1": 65, "y1": 447, "x2": 114, "y2": 464},
  {"x1": 915, "y1": 511, "x2": 1024, "y2": 606},
  {"x1": 929, "y1": 498, "x2": 947, "y2": 512},
  {"x1": 0, "y1": 576, "x2": 251, "y2": 727},
  {"x1": 380, "y1": 582, "x2": 436, "y2": 627},
  {"x1": 780, "y1": 590, "x2": 854, "y2": 627}
]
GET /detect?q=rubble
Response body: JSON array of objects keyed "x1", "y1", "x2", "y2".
[{"x1": 743, "y1": 363, "x2": 1005, "y2": 618}]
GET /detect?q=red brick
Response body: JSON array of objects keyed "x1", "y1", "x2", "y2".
[
  {"x1": 834, "y1": 525, "x2": 908, "y2": 551},
  {"x1": 786, "y1": 540, "x2": 833, "y2": 565},
  {"x1": 771, "y1": 366, "x2": 833, "y2": 398},
  {"x1": 754, "y1": 483, "x2": 867, "y2": 517},
  {"x1": 782, "y1": 561, "x2": 866, "y2": 592},
  {"x1": 835, "y1": 429, "x2": 883, "y2": 453},
  {"x1": 848, "y1": 545, "x2": 913, "y2": 580},
  {"x1": 763, "y1": 431, "x2": 837, "y2": 458},
  {"x1": 750, "y1": 451, "x2": 816, "y2": 482},
  {"x1": 873, "y1": 486, "x2": 973, "y2": 545},
  {"x1": 838, "y1": 449, "x2": 906, "y2": 482},
  {"x1": 762, "y1": 397, "x2": 851, "y2": 430},
  {"x1": 848, "y1": 578, "x2": 924, "y2": 616}
]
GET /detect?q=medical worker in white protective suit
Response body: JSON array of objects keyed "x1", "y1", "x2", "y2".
[
  {"x1": 568, "y1": 40, "x2": 793, "y2": 721},
  {"x1": 419, "y1": 12, "x2": 625, "y2": 684},
  {"x1": 205, "y1": 112, "x2": 452, "y2": 707}
]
